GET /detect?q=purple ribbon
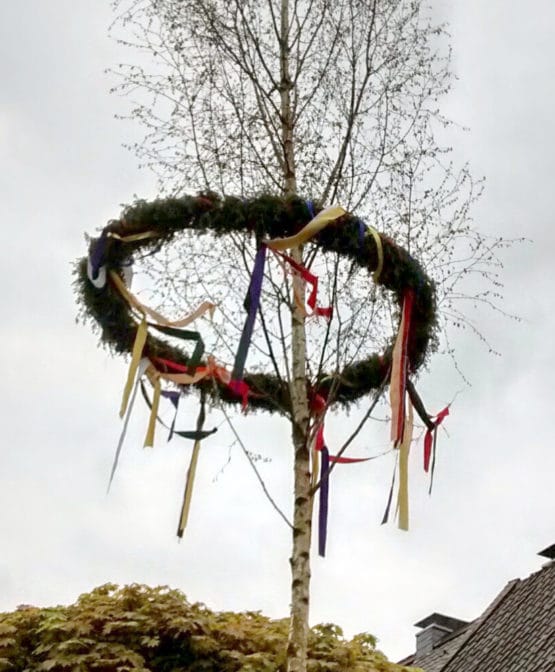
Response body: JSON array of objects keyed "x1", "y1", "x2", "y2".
[
  {"x1": 357, "y1": 218, "x2": 365, "y2": 249},
  {"x1": 231, "y1": 244, "x2": 267, "y2": 382},
  {"x1": 381, "y1": 458, "x2": 397, "y2": 525},
  {"x1": 89, "y1": 231, "x2": 108, "y2": 280},
  {"x1": 161, "y1": 390, "x2": 180, "y2": 441},
  {"x1": 318, "y1": 445, "x2": 330, "y2": 557},
  {"x1": 141, "y1": 383, "x2": 217, "y2": 441}
]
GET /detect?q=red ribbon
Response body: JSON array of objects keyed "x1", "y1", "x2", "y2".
[
  {"x1": 152, "y1": 356, "x2": 250, "y2": 409},
  {"x1": 153, "y1": 356, "x2": 193, "y2": 373},
  {"x1": 423, "y1": 405, "x2": 450, "y2": 472},
  {"x1": 391, "y1": 289, "x2": 415, "y2": 446},
  {"x1": 270, "y1": 249, "x2": 332, "y2": 319},
  {"x1": 310, "y1": 392, "x2": 327, "y2": 415},
  {"x1": 228, "y1": 379, "x2": 250, "y2": 411},
  {"x1": 314, "y1": 425, "x2": 376, "y2": 464}
]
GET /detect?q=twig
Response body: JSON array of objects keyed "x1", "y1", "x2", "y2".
[{"x1": 216, "y1": 392, "x2": 293, "y2": 529}]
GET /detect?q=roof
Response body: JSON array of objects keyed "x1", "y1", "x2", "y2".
[
  {"x1": 398, "y1": 625, "x2": 470, "y2": 672},
  {"x1": 400, "y1": 560, "x2": 555, "y2": 672},
  {"x1": 538, "y1": 543, "x2": 555, "y2": 560},
  {"x1": 413, "y1": 614, "x2": 469, "y2": 632}
]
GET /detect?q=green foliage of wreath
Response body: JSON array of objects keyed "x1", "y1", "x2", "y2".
[
  {"x1": 0, "y1": 584, "x2": 420, "y2": 672},
  {"x1": 75, "y1": 193, "x2": 437, "y2": 414}
]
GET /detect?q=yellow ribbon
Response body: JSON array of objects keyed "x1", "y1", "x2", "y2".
[
  {"x1": 143, "y1": 374, "x2": 161, "y2": 448},
  {"x1": 366, "y1": 227, "x2": 384, "y2": 283},
  {"x1": 107, "y1": 230, "x2": 158, "y2": 243},
  {"x1": 109, "y1": 271, "x2": 216, "y2": 328},
  {"x1": 266, "y1": 205, "x2": 384, "y2": 286},
  {"x1": 112, "y1": 256, "x2": 216, "y2": 450},
  {"x1": 119, "y1": 317, "x2": 148, "y2": 418},
  {"x1": 266, "y1": 205, "x2": 347, "y2": 250},
  {"x1": 397, "y1": 397, "x2": 413, "y2": 531},
  {"x1": 177, "y1": 439, "x2": 201, "y2": 536},
  {"x1": 177, "y1": 391, "x2": 207, "y2": 537}
]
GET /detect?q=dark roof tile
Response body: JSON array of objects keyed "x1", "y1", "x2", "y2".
[
  {"x1": 399, "y1": 561, "x2": 555, "y2": 672},
  {"x1": 441, "y1": 562, "x2": 555, "y2": 672}
]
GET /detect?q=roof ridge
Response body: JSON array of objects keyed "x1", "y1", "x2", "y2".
[{"x1": 439, "y1": 578, "x2": 520, "y2": 672}]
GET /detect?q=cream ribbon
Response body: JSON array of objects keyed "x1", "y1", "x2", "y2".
[{"x1": 109, "y1": 271, "x2": 215, "y2": 328}]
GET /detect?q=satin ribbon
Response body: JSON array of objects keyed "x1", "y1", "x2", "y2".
[
  {"x1": 177, "y1": 392, "x2": 207, "y2": 537},
  {"x1": 381, "y1": 453, "x2": 399, "y2": 525},
  {"x1": 313, "y1": 424, "x2": 386, "y2": 464},
  {"x1": 120, "y1": 317, "x2": 148, "y2": 418},
  {"x1": 177, "y1": 440, "x2": 201, "y2": 537},
  {"x1": 112, "y1": 256, "x2": 215, "y2": 430},
  {"x1": 138, "y1": 356, "x2": 211, "y2": 448},
  {"x1": 397, "y1": 397, "x2": 413, "y2": 531},
  {"x1": 153, "y1": 355, "x2": 231, "y2": 384},
  {"x1": 313, "y1": 422, "x2": 330, "y2": 557},
  {"x1": 313, "y1": 406, "x2": 390, "y2": 555},
  {"x1": 87, "y1": 230, "x2": 157, "y2": 288},
  {"x1": 265, "y1": 205, "x2": 346, "y2": 320},
  {"x1": 318, "y1": 444, "x2": 330, "y2": 557},
  {"x1": 143, "y1": 373, "x2": 161, "y2": 447},
  {"x1": 161, "y1": 390, "x2": 180, "y2": 440},
  {"x1": 149, "y1": 324, "x2": 205, "y2": 371},
  {"x1": 267, "y1": 204, "x2": 383, "y2": 289},
  {"x1": 230, "y1": 244, "x2": 267, "y2": 400},
  {"x1": 270, "y1": 248, "x2": 332, "y2": 319},
  {"x1": 152, "y1": 356, "x2": 249, "y2": 409},
  {"x1": 109, "y1": 271, "x2": 215, "y2": 328},
  {"x1": 88, "y1": 231, "x2": 108, "y2": 281},
  {"x1": 266, "y1": 205, "x2": 347, "y2": 250},
  {"x1": 390, "y1": 289, "x2": 415, "y2": 446},
  {"x1": 357, "y1": 219, "x2": 384, "y2": 284},
  {"x1": 424, "y1": 406, "x2": 450, "y2": 472},
  {"x1": 107, "y1": 230, "x2": 158, "y2": 243},
  {"x1": 140, "y1": 383, "x2": 217, "y2": 442},
  {"x1": 108, "y1": 358, "x2": 149, "y2": 490},
  {"x1": 366, "y1": 227, "x2": 384, "y2": 283},
  {"x1": 148, "y1": 364, "x2": 208, "y2": 387}
]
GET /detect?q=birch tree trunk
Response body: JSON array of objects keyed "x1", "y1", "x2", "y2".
[
  {"x1": 279, "y1": 2, "x2": 312, "y2": 671},
  {"x1": 286, "y1": 285, "x2": 312, "y2": 672}
]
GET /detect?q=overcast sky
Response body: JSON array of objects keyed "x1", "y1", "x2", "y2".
[{"x1": 1, "y1": 0, "x2": 554, "y2": 663}]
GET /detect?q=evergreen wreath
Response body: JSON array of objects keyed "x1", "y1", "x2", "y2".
[{"x1": 75, "y1": 193, "x2": 437, "y2": 417}]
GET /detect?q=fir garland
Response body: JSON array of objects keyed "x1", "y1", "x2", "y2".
[{"x1": 75, "y1": 193, "x2": 437, "y2": 415}]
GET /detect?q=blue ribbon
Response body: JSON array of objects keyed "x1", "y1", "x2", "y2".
[
  {"x1": 89, "y1": 231, "x2": 108, "y2": 280},
  {"x1": 231, "y1": 244, "x2": 267, "y2": 382},
  {"x1": 318, "y1": 445, "x2": 330, "y2": 557}
]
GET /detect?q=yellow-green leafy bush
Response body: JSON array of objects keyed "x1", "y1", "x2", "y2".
[{"x1": 0, "y1": 584, "x2": 419, "y2": 672}]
